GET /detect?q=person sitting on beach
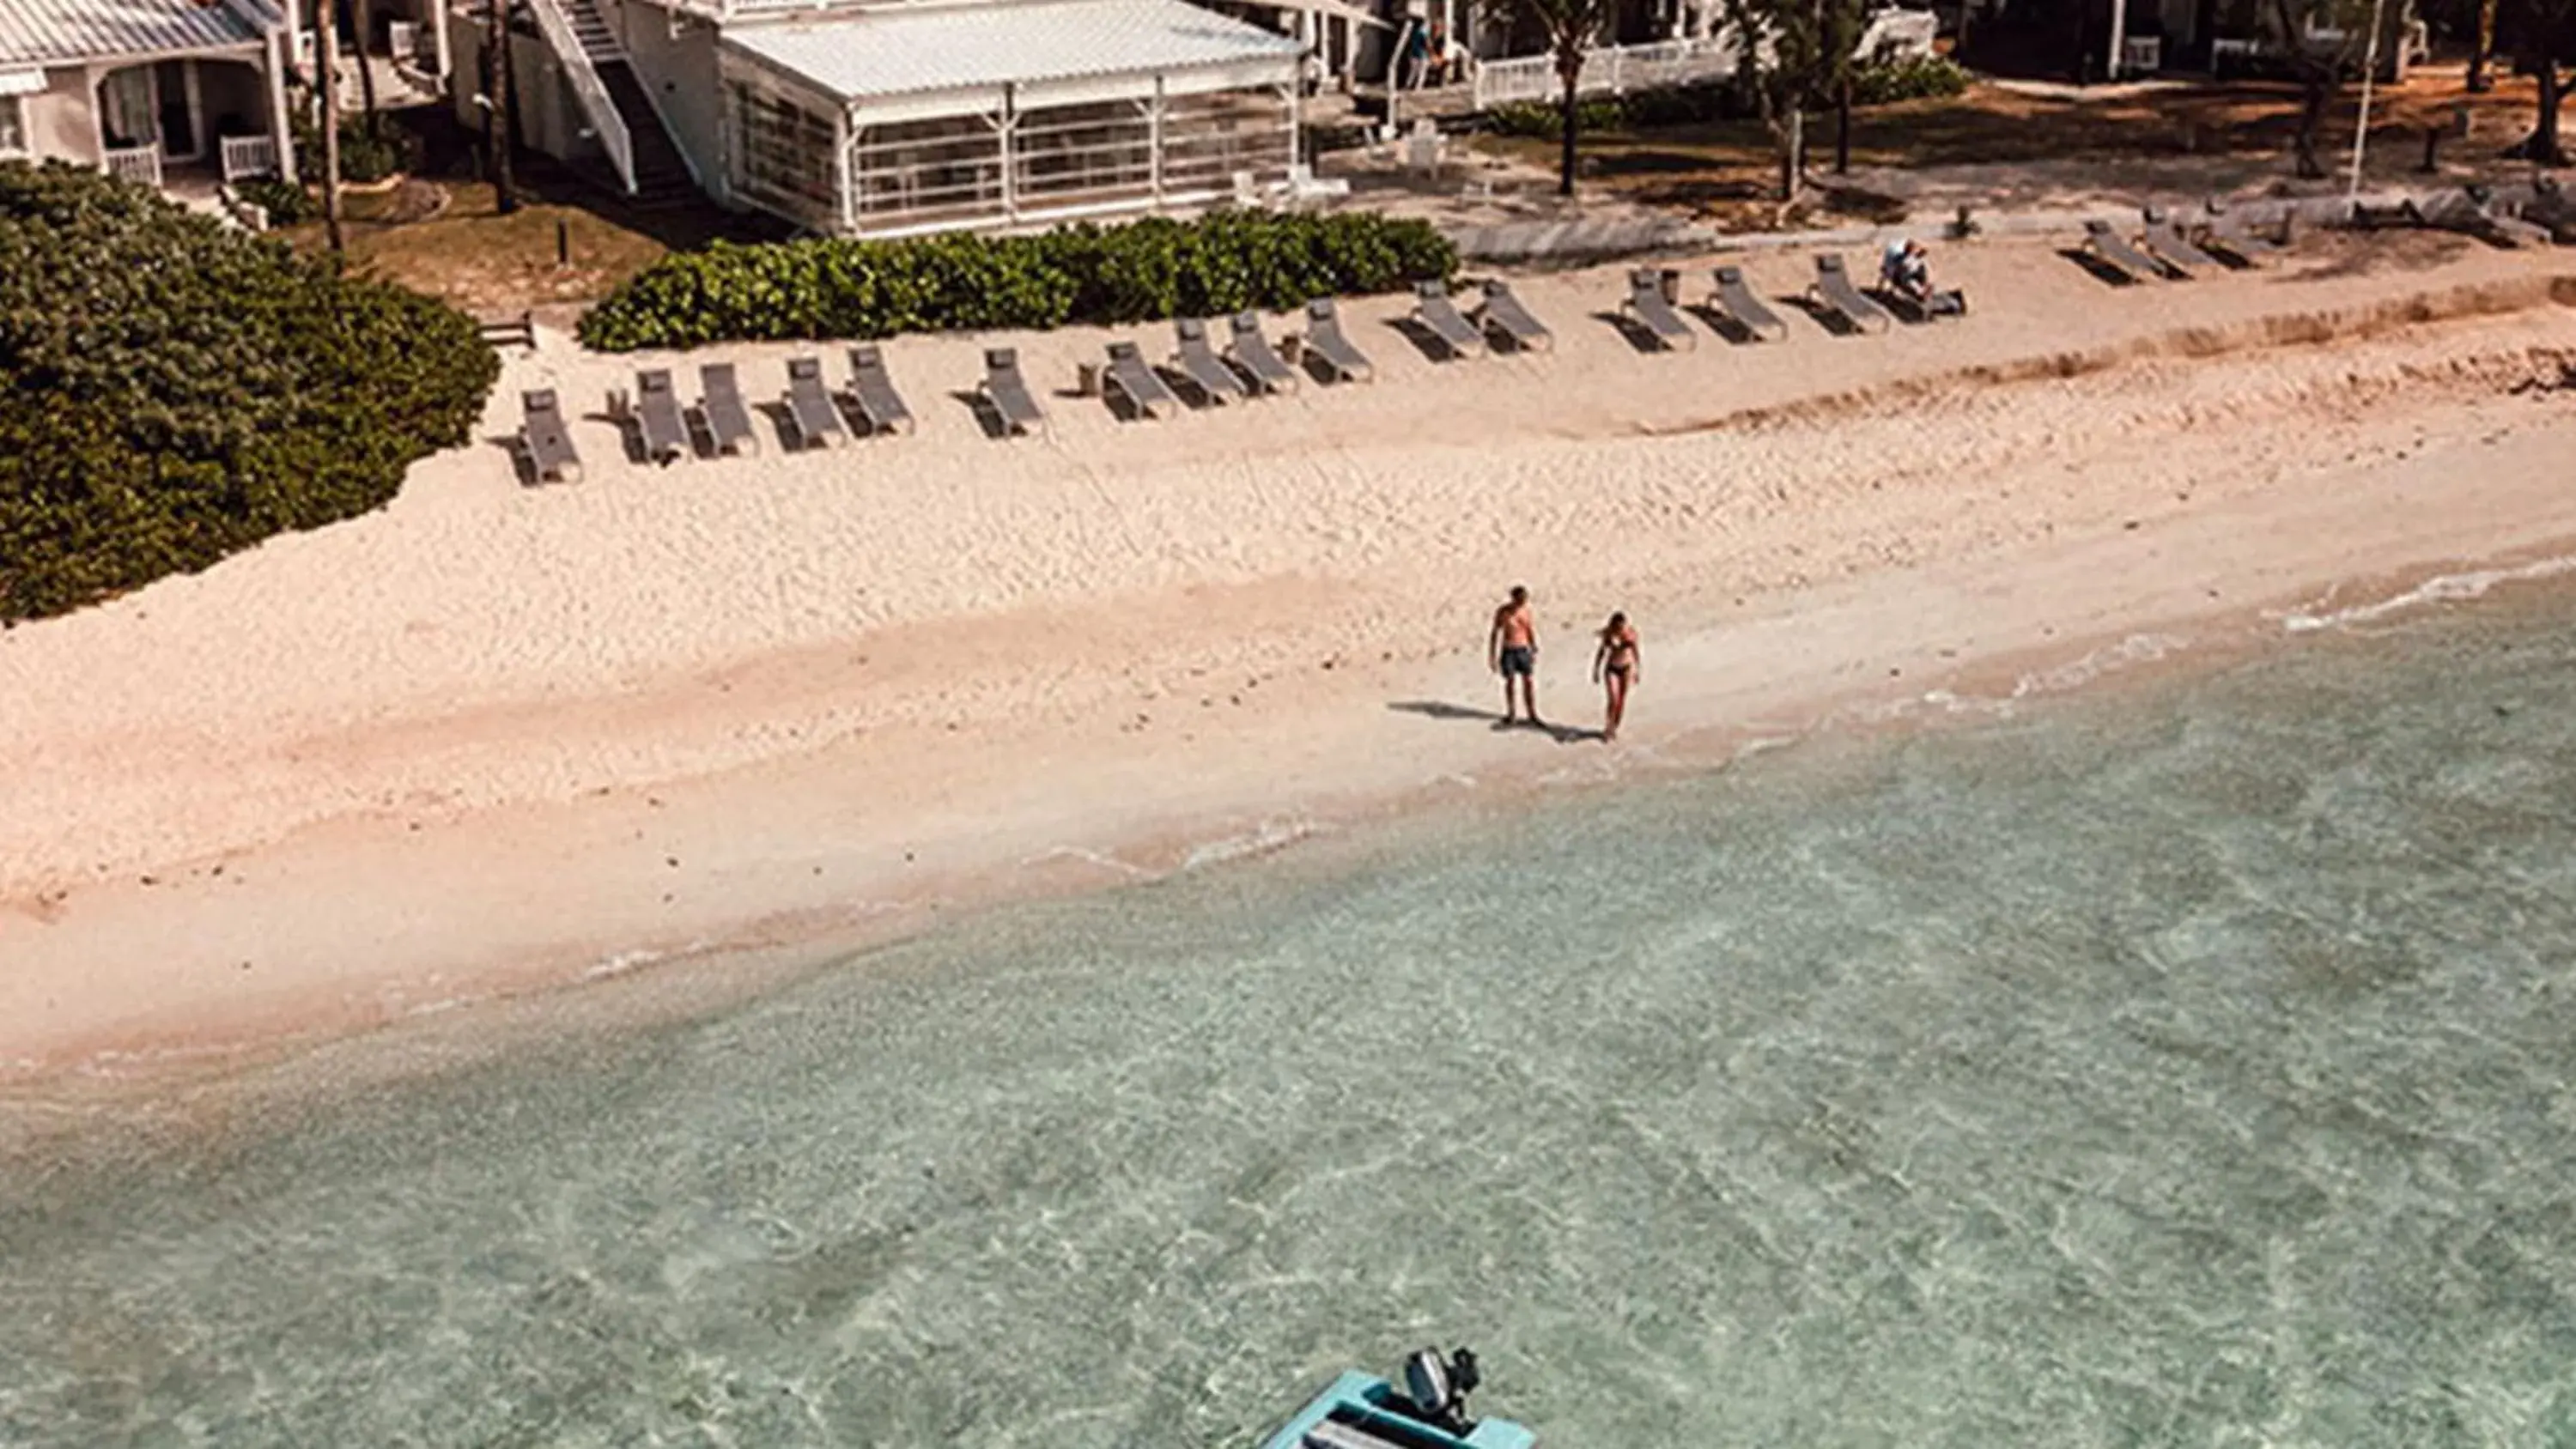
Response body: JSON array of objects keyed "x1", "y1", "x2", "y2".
[
  {"x1": 1880, "y1": 239, "x2": 1966, "y2": 317},
  {"x1": 1591, "y1": 612, "x2": 1640, "y2": 743},
  {"x1": 1489, "y1": 585, "x2": 1542, "y2": 728}
]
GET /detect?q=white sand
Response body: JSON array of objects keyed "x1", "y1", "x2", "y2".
[{"x1": 5, "y1": 230, "x2": 2574, "y2": 1077}]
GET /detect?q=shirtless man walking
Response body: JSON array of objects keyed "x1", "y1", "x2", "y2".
[{"x1": 1488, "y1": 585, "x2": 1542, "y2": 726}]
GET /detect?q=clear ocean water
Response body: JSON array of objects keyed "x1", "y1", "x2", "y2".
[{"x1": 4, "y1": 580, "x2": 2575, "y2": 1449}]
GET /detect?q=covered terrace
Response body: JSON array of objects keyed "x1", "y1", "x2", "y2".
[{"x1": 715, "y1": 0, "x2": 1304, "y2": 238}]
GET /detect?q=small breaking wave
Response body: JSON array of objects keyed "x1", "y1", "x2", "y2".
[
  {"x1": 2273, "y1": 555, "x2": 2576, "y2": 634},
  {"x1": 1181, "y1": 817, "x2": 1327, "y2": 872}
]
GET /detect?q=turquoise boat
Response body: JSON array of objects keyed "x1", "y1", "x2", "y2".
[{"x1": 1259, "y1": 1349, "x2": 1535, "y2": 1449}]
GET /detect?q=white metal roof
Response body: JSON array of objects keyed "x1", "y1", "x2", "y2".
[
  {"x1": 0, "y1": 0, "x2": 270, "y2": 66},
  {"x1": 723, "y1": 0, "x2": 1300, "y2": 106}
]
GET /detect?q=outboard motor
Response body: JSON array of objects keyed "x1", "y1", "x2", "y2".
[{"x1": 1400, "y1": 1346, "x2": 1479, "y2": 1435}]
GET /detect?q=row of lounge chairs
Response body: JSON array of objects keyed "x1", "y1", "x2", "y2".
[
  {"x1": 2082, "y1": 203, "x2": 2289, "y2": 282},
  {"x1": 513, "y1": 203, "x2": 2359, "y2": 481},
  {"x1": 515, "y1": 308, "x2": 1355, "y2": 479},
  {"x1": 1407, "y1": 279, "x2": 1554, "y2": 359}
]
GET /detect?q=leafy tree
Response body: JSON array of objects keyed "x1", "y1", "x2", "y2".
[
  {"x1": 1728, "y1": 0, "x2": 1874, "y2": 198},
  {"x1": 1478, "y1": 0, "x2": 1619, "y2": 196},
  {"x1": 2263, "y1": 0, "x2": 2387, "y2": 179},
  {"x1": 2500, "y1": 0, "x2": 2574, "y2": 162},
  {"x1": 0, "y1": 162, "x2": 496, "y2": 620}
]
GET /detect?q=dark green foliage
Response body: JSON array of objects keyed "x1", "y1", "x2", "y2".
[
  {"x1": 577, "y1": 209, "x2": 1460, "y2": 352},
  {"x1": 234, "y1": 176, "x2": 315, "y2": 225},
  {"x1": 1848, "y1": 54, "x2": 1972, "y2": 105},
  {"x1": 1485, "y1": 55, "x2": 1969, "y2": 138},
  {"x1": 0, "y1": 161, "x2": 497, "y2": 621},
  {"x1": 289, "y1": 106, "x2": 416, "y2": 184}
]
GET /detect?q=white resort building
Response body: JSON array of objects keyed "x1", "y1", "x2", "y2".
[
  {"x1": 0, "y1": 0, "x2": 300, "y2": 191},
  {"x1": 469, "y1": 0, "x2": 1317, "y2": 237}
]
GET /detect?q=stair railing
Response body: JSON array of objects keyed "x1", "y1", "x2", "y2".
[{"x1": 526, "y1": 0, "x2": 635, "y2": 193}]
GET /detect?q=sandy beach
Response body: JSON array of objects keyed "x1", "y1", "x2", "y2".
[{"x1": 5, "y1": 228, "x2": 2574, "y2": 1080}]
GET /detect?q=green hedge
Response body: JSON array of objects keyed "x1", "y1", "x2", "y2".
[
  {"x1": 577, "y1": 209, "x2": 1461, "y2": 352},
  {"x1": 0, "y1": 161, "x2": 498, "y2": 621},
  {"x1": 1486, "y1": 55, "x2": 1971, "y2": 138}
]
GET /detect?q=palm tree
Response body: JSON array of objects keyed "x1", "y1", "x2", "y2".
[
  {"x1": 2501, "y1": 0, "x2": 2573, "y2": 162},
  {"x1": 314, "y1": 0, "x2": 343, "y2": 252},
  {"x1": 349, "y1": 0, "x2": 381, "y2": 136},
  {"x1": 2470, "y1": 0, "x2": 2500, "y2": 89},
  {"x1": 1479, "y1": 0, "x2": 1620, "y2": 196}
]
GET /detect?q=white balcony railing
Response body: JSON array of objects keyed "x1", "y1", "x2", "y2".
[
  {"x1": 526, "y1": 0, "x2": 635, "y2": 192},
  {"x1": 219, "y1": 133, "x2": 280, "y2": 181},
  {"x1": 101, "y1": 144, "x2": 164, "y2": 189},
  {"x1": 1469, "y1": 32, "x2": 1747, "y2": 110},
  {"x1": 1467, "y1": 11, "x2": 1929, "y2": 112}
]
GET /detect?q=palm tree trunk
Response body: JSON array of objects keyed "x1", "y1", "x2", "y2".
[
  {"x1": 2527, "y1": 60, "x2": 2567, "y2": 165},
  {"x1": 489, "y1": 0, "x2": 517, "y2": 213},
  {"x1": 317, "y1": 0, "x2": 344, "y2": 252},
  {"x1": 1834, "y1": 77, "x2": 1851, "y2": 174},
  {"x1": 1557, "y1": 59, "x2": 1579, "y2": 197},
  {"x1": 2466, "y1": 0, "x2": 2498, "y2": 92},
  {"x1": 349, "y1": 0, "x2": 381, "y2": 136},
  {"x1": 2293, "y1": 75, "x2": 2328, "y2": 179}
]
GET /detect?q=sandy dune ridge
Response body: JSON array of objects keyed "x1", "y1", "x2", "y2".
[{"x1": 3, "y1": 233, "x2": 2574, "y2": 1078}]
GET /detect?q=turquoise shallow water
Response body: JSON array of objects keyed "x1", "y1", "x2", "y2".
[{"x1": 4, "y1": 585, "x2": 2576, "y2": 1447}]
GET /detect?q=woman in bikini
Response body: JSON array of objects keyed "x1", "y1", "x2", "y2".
[{"x1": 1591, "y1": 611, "x2": 1640, "y2": 743}]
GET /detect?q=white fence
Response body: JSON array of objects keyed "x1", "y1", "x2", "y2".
[
  {"x1": 1467, "y1": 8, "x2": 1937, "y2": 112},
  {"x1": 1469, "y1": 33, "x2": 1747, "y2": 110},
  {"x1": 526, "y1": 0, "x2": 635, "y2": 192},
  {"x1": 101, "y1": 144, "x2": 163, "y2": 189},
  {"x1": 219, "y1": 133, "x2": 280, "y2": 181}
]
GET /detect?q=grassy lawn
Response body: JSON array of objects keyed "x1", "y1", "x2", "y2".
[
  {"x1": 274, "y1": 177, "x2": 756, "y2": 318},
  {"x1": 1471, "y1": 70, "x2": 2554, "y2": 226}
]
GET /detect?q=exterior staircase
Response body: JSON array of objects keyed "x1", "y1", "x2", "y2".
[{"x1": 534, "y1": 0, "x2": 698, "y2": 209}]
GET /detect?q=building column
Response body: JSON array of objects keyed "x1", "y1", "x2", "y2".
[
  {"x1": 266, "y1": 22, "x2": 298, "y2": 179},
  {"x1": 834, "y1": 104, "x2": 854, "y2": 233},
  {"x1": 998, "y1": 85, "x2": 1016, "y2": 221},
  {"x1": 1283, "y1": 78, "x2": 1300, "y2": 176}
]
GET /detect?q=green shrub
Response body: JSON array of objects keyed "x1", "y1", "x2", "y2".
[
  {"x1": 1850, "y1": 54, "x2": 1972, "y2": 106},
  {"x1": 288, "y1": 108, "x2": 416, "y2": 184},
  {"x1": 577, "y1": 209, "x2": 1461, "y2": 351},
  {"x1": 0, "y1": 161, "x2": 497, "y2": 621},
  {"x1": 234, "y1": 176, "x2": 314, "y2": 225}
]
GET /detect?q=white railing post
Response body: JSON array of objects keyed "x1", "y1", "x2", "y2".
[
  {"x1": 102, "y1": 145, "x2": 165, "y2": 190},
  {"x1": 525, "y1": 0, "x2": 635, "y2": 192}
]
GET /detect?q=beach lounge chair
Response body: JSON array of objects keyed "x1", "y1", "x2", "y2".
[
  {"x1": 1473, "y1": 280, "x2": 1553, "y2": 352},
  {"x1": 1102, "y1": 341, "x2": 1182, "y2": 421},
  {"x1": 980, "y1": 347, "x2": 1047, "y2": 435},
  {"x1": 2083, "y1": 218, "x2": 2172, "y2": 280},
  {"x1": 1227, "y1": 312, "x2": 1300, "y2": 394},
  {"x1": 1301, "y1": 300, "x2": 1375, "y2": 383},
  {"x1": 1171, "y1": 318, "x2": 1248, "y2": 405},
  {"x1": 2140, "y1": 209, "x2": 2223, "y2": 272},
  {"x1": 519, "y1": 389, "x2": 581, "y2": 484},
  {"x1": 846, "y1": 345, "x2": 914, "y2": 435},
  {"x1": 2426, "y1": 185, "x2": 2555, "y2": 247},
  {"x1": 2202, "y1": 198, "x2": 2288, "y2": 263},
  {"x1": 1709, "y1": 265, "x2": 1789, "y2": 342},
  {"x1": 1621, "y1": 268, "x2": 1695, "y2": 350},
  {"x1": 1411, "y1": 280, "x2": 1487, "y2": 360},
  {"x1": 696, "y1": 364, "x2": 758, "y2": 457},
  {"x1": 631, "y1": 369, "x2": 689, "y2": 464},
  {"x1": 1807, "y1": 254, "x2": 1893, "y2": 335},
  {"x1": 782, "y1": 356, "x2": 847, "y2": 450}
]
